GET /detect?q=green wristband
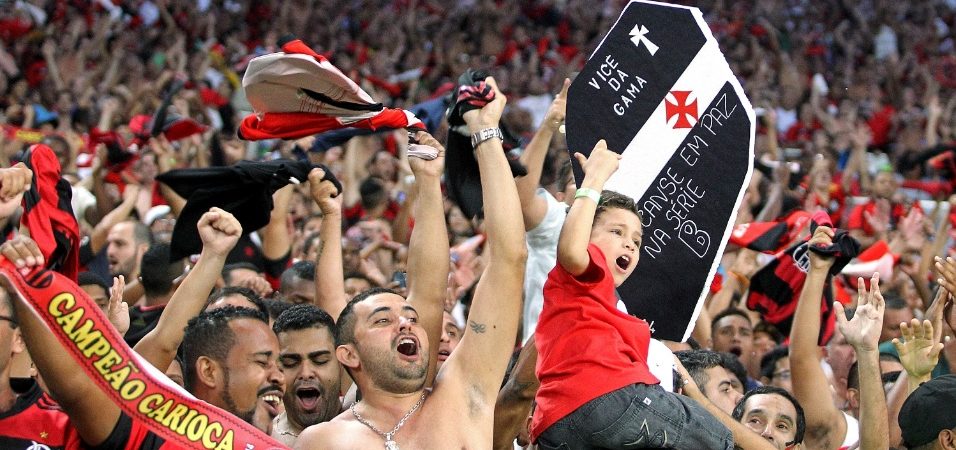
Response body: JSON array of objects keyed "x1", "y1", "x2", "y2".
[{"x1": 574, "y1": 188, "x2": 601, "y2": 204}]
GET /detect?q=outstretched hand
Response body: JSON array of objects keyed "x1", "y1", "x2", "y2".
[
  {"x1": 574, "y1": 140, "x2": 620, "y2": 184},
  {"x1": 108, "y1": 275, "x2": 129, "y2": 336},
  {"x1": 544, "y1": 78, "x2": 571, "y2": 132},
  {"x1": 893, "y1": 318, "x2": 945, "y2": 380},
  {"x1": 834, "y1": 273, "x2": 884, "y2": 352},
  {"x1": 197, "y1": 207, "x2": 242, "y2": 257}
]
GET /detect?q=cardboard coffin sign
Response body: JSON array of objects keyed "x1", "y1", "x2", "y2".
[{"x1": 566, "y1": 0, "x2": 755, "y2": 341}]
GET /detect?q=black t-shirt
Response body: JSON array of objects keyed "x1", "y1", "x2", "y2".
[
  {"x1": 90, "y1": 413, "x2": 172, "y2": 450},
  {"x1": 124, "y1": 303, "x2": 167, "y2": 348}
]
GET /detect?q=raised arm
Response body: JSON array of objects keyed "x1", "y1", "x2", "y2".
[
  {"x1": 1, "y1": 236, "x2": 120, "y2": 446},
  {"x1": 88, "y1": 183, "x2": 140, "y2": 255},
  {"x1": 516, "y1": 79, "x2": 569, "y2": 231},
  {"x1": 447, "y1": 77, "x2": 528, "y2": 399},
  {"x1": 260, "y1": 184, "x2": 294, "y2": 261},
  {"x1": 556, "y1": 140, "x2": 620, "y2": 276},
  {"x1": 403, "y1": 131, "x2": 449, "y2": 387},
  {"x1": 493, "y1": 337, "x2": 539, "y2": 450},
  {"x1": 133, "y1": 208, "x2": 241, "y2": 371},
  {"x1": 788, "y1": 226, "x2": 847, "y2": 448},
  {"x1": 893, "y1": 256, "x2": 950, "y2": 395},
  {"x1": 308, "y1": 167, "x2": 347, "y2": 321},
  {"x1": 834, "y1": 274, "x2": 888, "y2": 450}
]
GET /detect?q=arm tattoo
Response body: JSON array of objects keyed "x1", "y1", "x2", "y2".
[{"x1": 469, "y1": 321, "x2": 487, "y2": 333}]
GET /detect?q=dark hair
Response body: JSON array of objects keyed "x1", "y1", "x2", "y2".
[
  {"x1": 335, "y1": 287, "x2": 397, "y2": 346},
  {"x1": 675, "y1": 350, "x2": 723, "y2": 390},
  {"x1": 280, "y1": 260, "x2": 315, "y2": 292},
  {"x1": 847, "y1": 360, "x2": 860, "y2": 392},
  {"x1": 760, "y1": 345, "x2": 790, "y2": 381},
  {"x1": 883, "y1": 293, "x2": 907, "y2": 311},
  {"x1": 273, "y1": 303, "x2": 336, "y2": 335},
  {"x1": 593, "y1": 190, "x2": 640, "y2": 225},
  {"x1": 206, "y1": 286, "x2": 269, "y2": 316},
  {"x1": 711, "y1": 308, "x2": 752, "y2": 330},
  {"x1": 732, "y1": 385, "x2": 806, "y2": 445},
  {"x1": 181, "y1": 306, "x2": 269, "y2": 392},
  {"x1": 140, "y1": 243, "x2": 182, "y2": 297},
  {"x1": 753, "y1": 321, "x2": 784, "y2": 344},
  {"x1": 718, "y1": 352, "x2": 748, "y2": 389},
  {"x1": 221, "y1": 262, "x2": 261, "y2": 285},
  {"x1": 77, "y1": 271, "x2": 110, "y2": 293},
  {"x1": 263, "y1": 299, "x2": 293, "y2": 321},
  {"x1": 685, "y1": 337, "x2": 702, "y2": 350},
  {"x1": 359, "y1": 177, "x2": 387, "y2": 209}
]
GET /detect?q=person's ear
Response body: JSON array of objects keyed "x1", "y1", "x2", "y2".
[
  {"x1": 11, "y1": 328, "x2": 23, "y2": 355},
  {"x1": 336, "y1": 344, "x2": 360, "y2": 371},
  {"x1": 940, "y1": 428, "x2": 956, "y2": 450},
  {"x1": 845, "y1": 387, "x2": 860, "y2": 410},
  {"x1": 195, "y1": 356, "x2": 223, "y2": 389}
]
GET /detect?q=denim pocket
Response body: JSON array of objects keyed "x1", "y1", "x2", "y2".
[
  {"x1": 536, "y1": 441, "x2": 572, "y2": 450},
  {"x1": 588, "y1": 391, "x2": 684, "y2": 448}
]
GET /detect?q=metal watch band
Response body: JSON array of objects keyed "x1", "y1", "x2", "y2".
[{"x1": 470, "y1": 127, "x2": 503, "y2": 148}]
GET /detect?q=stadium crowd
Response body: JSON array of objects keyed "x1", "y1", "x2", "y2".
[{"x1": 1, "y1": 0, "x2": 956, "y2": 449}]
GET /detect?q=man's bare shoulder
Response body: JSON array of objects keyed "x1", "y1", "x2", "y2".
[{"x1": 293, "y1": 412, "x2": 363, "y2": 449}]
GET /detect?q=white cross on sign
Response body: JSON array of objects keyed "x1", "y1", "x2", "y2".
[{"x1": 629, "y1": 24, "x2": 659, "y2": 55}]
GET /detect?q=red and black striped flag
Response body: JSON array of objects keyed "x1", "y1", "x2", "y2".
[
  {"x1": 746, "y1": 211, "x2": 860, "y2": 345},
  {"x1": 239, "y1": 37, "x2": 424, "y2": 141},
  {"x1": 20, "y1": 144, "x2": 79, "y2": 281},
  {"x1": 728, "y1": 210, "x2": 811, "y2": 253}
]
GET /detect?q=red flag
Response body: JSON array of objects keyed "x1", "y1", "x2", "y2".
[
  {"x1": 746, "y1": 211, "x2": 859, "y2": 345},
  {"x1": 239, "y1": 37, "x2": 423, "y2": 141},
  {"x1": 20, "y1": 144, "x2": 80, "y2": 281}
]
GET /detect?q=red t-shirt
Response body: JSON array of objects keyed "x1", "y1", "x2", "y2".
[
  {"x1": 846, "y1": 200, "x2": 912, "y2": 236},
  {"x1": 0, "y1": 380, "x2": 83, "y2": 449},
  {"x1": 531, "y1": 244, "x2": 658, "y2": 441}
]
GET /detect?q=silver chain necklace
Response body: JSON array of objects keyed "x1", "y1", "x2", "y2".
[{"x1": 351, "y1": 391, "x2": 427, "y2": 450}]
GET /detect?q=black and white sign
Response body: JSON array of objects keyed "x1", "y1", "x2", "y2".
[{"x1": 567, "y1": 0, "x2": 755, "y2": 341}]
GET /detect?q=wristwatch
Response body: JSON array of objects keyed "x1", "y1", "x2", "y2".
[{"x1": 470, "y1": 127, "x2": 503, "y2": 149}]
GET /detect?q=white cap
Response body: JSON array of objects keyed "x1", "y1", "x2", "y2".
[{"x1": 144, "y1": 205, "x2": 172, "y2": 226}]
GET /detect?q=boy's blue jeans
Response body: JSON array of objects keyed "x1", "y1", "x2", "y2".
[{"x1": 536, "y1": 383, "x2": 734, "y2": 449}]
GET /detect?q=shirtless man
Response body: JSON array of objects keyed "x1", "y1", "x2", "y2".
[{"x1": 296, "y1": 76, "x2": 526, "y2": 449}]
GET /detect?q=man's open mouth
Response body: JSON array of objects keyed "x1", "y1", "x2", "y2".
[
  {"x1": 295, "y1": 386, "x2": 321, "y2": 411},
  {"x1": 397, "y1": 336, "x2": 419, "y2": 357}
]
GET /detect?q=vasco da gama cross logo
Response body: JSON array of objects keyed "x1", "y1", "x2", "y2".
[{"x1": 664, "y1": 90, "x2": 699, "y2": 129}]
